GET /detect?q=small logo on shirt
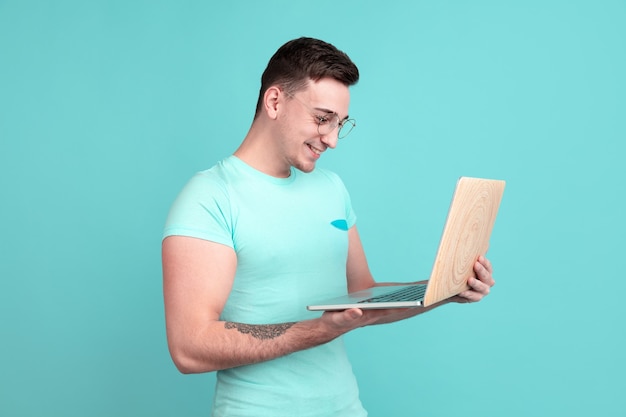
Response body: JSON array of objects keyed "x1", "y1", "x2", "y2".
[{"x1": 330, "y1": 219, "x2": 349, "y2": 231}]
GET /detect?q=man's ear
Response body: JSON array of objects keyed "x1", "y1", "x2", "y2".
[{"x1": 263, "y1": 86, "x2": 282, "y2": 120}]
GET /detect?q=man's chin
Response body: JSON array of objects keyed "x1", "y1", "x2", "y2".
[{"x1": 293, "y1": 161, "x2": 317, "y2": 173}]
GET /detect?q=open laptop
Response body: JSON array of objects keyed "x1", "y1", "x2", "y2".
[{"x1": 307, "y1": 176, "x2": 506, "y2": 311}]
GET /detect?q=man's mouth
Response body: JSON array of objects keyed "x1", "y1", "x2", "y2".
[{"x1": 307, "y1": 144, "x2": 324, "y2": 156}]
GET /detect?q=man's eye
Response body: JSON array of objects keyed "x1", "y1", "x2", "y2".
[{"x1": 315, "y1": 115, "x2": 331, "y2": 125}]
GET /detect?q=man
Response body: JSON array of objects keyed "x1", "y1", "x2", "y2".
[{"x1": 162, "y1": 37, "x2": 495, "y2": 416}]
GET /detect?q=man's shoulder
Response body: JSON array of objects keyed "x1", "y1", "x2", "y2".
[
  {"x1": 190, "y1": 157, "x2": 240, "y2": 187},
  {"x1": 172, "y1": 159, "x2": 235, "y2": 204}
]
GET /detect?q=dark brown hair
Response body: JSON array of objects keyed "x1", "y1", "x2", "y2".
[{"x1": 254, "y1": 37, "x2": 359, "y2": 117}]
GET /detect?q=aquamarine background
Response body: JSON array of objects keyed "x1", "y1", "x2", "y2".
[{"x1": 1, "y1": 1, "x2": 624, "y2": 416}]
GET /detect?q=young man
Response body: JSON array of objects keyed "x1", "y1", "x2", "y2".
[{"x1": 162, "y1": 37, "x2": 495, "y2": 416}]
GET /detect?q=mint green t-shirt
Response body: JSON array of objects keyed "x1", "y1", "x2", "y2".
[{"x1": 163, "y1": 156, "x2": 367, "y2": 417}]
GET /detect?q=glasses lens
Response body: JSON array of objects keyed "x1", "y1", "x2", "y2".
[
  {"x1": 338, "y1": 119, "x2": 355, "y2": 139},
  {"x1": 317, "y1": 114, "x2": 339, "y2": 136}
]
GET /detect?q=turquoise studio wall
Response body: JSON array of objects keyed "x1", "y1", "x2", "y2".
[{"x1": 1, "y1": 1, "x2": 624, "y2": 416}]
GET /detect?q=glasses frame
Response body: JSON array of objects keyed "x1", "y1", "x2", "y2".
[{"x1": 285, "y1": 92, "x2": 356, "y2": 139}]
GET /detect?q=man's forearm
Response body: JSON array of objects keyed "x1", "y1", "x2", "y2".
[
  {"x1": 366, "y1": 299, "x2": 451, "y2": 326},
  {"x1": 168, "y1": 297, "x2": 454, "y2": 374},
  {"x1": 168, "y1": 317, "x2": 344, "y2": 374},
  {"x1": 224, "y1": 321, "x2": 297, "y2": 340}
]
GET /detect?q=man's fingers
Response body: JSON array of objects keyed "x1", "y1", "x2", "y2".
[
  {"x1": 478, "y1": 255, "x2": 493, "y2": 274},
  {"x1": 474, "y1": 258, "x2": 495, "y2": 287},
  {"x1": 469, "y1": 276, "x2": 491, "y2": 294}
]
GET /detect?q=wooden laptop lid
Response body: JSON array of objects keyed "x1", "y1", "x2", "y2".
[{"x1": 423, "y1": 177, "x2": 506, "y2": 307}]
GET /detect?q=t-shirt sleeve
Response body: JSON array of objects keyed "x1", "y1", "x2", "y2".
[{"x1": 162, "y1": 171, "x2": 234, "y2": 248}]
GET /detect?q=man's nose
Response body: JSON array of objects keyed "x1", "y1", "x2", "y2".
[{"x1": 320, "y1": 128, "x2": 339, "y2": 149}]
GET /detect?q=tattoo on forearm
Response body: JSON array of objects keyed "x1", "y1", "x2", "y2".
[{"x1": 224, "y1": 322, "x2": 296, "y2": 340}]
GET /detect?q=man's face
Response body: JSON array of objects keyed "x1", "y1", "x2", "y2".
[{"x1": 277, "y1": 78, "x2": 351, "y2": 174}]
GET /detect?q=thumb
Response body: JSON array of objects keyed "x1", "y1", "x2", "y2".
[
  {"x1": 325, "y1": 308, "x2": 364, "y2": 328},
  {"x1": 345, "y1": 308, "x2": 363, "y2": 320}
]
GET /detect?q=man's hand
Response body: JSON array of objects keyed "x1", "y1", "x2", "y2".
[
  {"x1": 321, "y1": 306, "x2": 418, "y2": 332},
  {"x1": 319, "y1": 255, "x2": 496, "y2": 334},
  {"x1": 455, "y1": 255, "x2": 495, "y2": 303}
]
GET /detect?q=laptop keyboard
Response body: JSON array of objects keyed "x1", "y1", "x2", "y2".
[{"x1": 358, "y1": 285, "x2": 426, "y2": 304}]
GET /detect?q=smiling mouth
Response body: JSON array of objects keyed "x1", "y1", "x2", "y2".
[{"x1": 307, "y1": 144, "x2": 324, "y2": 156}]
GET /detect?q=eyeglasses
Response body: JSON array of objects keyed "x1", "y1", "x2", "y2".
[{"x1": 286, "y1": 93, "x2": 356, "y2": 139}]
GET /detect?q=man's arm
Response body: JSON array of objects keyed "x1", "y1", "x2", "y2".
[
  {"x1": 344, "y1": 226, "x2": 426, "y2": 291},
  {"x1": 162, "y1": 228, "x2": 495, "y2": 374},
  {"x1": 341, "y1": 226, "x2": 496, "y2": 325},
  {"x1": 162, "y1": 235, "x2": 367, "y2": 374}
]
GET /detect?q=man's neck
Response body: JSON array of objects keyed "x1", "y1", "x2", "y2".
[{"x1": 233, "y1": 123, "x2": 291, "y2": 178}]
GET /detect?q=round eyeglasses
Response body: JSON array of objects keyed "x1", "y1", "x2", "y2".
[{"x1": 287, "y1": 93, "x2": 356, "y2": 139}]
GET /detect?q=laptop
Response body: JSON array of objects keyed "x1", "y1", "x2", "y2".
[{"x1": 307, "y1": 176, "x2": 506, "y2": 311}]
